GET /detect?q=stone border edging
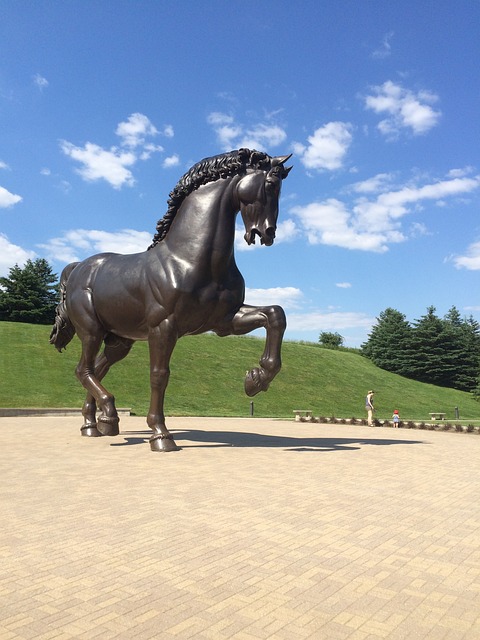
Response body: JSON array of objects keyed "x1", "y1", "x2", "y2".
[
  {"x1": 296, "y1": 416, "x2": 480, "y2": 434},
  {"x1": 0, "y1": 408, "x2": 131, "y2": 417}
]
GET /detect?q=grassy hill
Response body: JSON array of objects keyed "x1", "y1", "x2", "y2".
[{"x1": 1, "y1": 321, "x2": 479, "y2": 422}]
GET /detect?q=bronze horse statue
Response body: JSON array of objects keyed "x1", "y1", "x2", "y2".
[{"x1": 50, "y1": 148, "x2": 292, "y2": 451}]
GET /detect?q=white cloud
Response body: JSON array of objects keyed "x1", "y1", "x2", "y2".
[
  {"x1": 115, "y1": 113, "x2": 158, "y2": 148},
  {"x1": 62, "y1": 113, "x2": 165, "y2": 188},
  {"x1": 163, "y1": 154, "x2": 180, "y2": 168},
  {"x1": 207, "y1": 112, "x2": 244, "y2": 149},
  {"x1": 293, "y1": 122, "x2": 353, "y2": 171},
  {"x1": 292, "y1": 198, "x2": 395, "y2": 252},
  {"x1": 453, "y1": 241, "x2": 480, "y2": 270},
  {"x1": 0, "y1": 161, "x2": 9, "y2": 170},
  {"x1": 447, "y1": 167, "x2": 475, "y2": 179},
  {"x1": 274, "y1": 219, "x2": 301, "y2": 244},
  {"x1": 40, "y1": 167, "x2": 51, "y2": 176},
  {"x1": 60, "y1": 140, "x2": 136, "y2": 189},
  {"x1": 245, "y1": 287, "x2": 303, "y2": 310},
  {"x1": 207, "y1": 112, "x2": 232, "y2": 127},
  {"x1": 0, "y1": 234, "x2": 36, "y2": 276},
  {"x1": 336, "y1": 282, "x2": 352, "y2": 289},
  {"x1": 33, "y1": 73, "x2": 49, "y2": 90},
  {"x1": 0, "y1": 185, "x2": 22, "y2": 208},
  {"x1": 364, "y1": 81, "x2": 441, "y2": 137},
  {"x1": 356, "y1": 175, "x2": 480, "y2": 230},
  {"x1": 207, "y1": 111, "x2": 287, "y2": 151},
  {"x1": 139, "y1": 143, "x2": 164, "y2": 161},
  {"x1": 371, "y1": 31, "x2": 394, "y2": 59},
  {"x1": 286, "y1": 310, "x2": 374, "y2": 332},
  {"x1": 162, "y1": 125, "x2": 174, "y2": 138},
  {"x1": 409, "y1": 222, "x2": 430, "y2": 238},
  {"x1": 292, "y1": 173, "x2": 480, "y2": 253},
  {"x1": 239, "y1": 124, "x2": 287, "y2": 150},
  {"x1": 351, "y1": 173, "x2": 394, "y2": 194},
  {"x1": 38, "y1": 229, "x2": 152, "y2": 264}
]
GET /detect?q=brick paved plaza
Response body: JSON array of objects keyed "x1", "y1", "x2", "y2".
[{"x1": 1, "y1": 416, "x2": 479, "y2": 639}]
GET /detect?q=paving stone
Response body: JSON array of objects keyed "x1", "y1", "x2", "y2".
[{"x1": 1, "y1": 416, "x2": 479, "y2": 638}]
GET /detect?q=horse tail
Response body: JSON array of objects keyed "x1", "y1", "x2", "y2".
[{"x1": 49, "y1": 262, "x2": 79, "y2": 352}]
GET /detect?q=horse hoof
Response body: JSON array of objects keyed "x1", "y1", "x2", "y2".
[
  {"x1": 149, "y1": 435, "x2": 180, "y2": 452},
  {"x1": 81, "y1": 424, "x2": 102, "y2": 437},
  {"x1": 97, "y1": 416, "x2": 120, "y2": 436},
  {"x1": 245, "y1": 369, "x2": 270, "y2": 397}
]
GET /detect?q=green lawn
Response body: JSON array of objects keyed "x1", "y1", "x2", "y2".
[{"x1": 1, "y1": 321, "x2": 479, "y2": 422}]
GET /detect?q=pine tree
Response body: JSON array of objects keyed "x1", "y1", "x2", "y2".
[
  {"x1": 0, "y1": 259, "x2": 59, "y2": 324},
  {"x1": 472, "y1": 374, "x2": 480, "y2": 401},
  {"x1": 362, "y1": 304, "x2": 480, "y2": 391},
  {"x1": 408, "y1": 306, "x2": 457, "y2": 387},
  {"x1": 361, "y1": 308, "x2": 412, "y2": 376},
  {"x1": 450, "y1": 312, "x2": 480, "y2": 391}
]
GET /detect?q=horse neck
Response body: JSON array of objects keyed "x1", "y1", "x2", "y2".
[{"x1": 162, "y1": 176, "x2": 239, "y2": 262}]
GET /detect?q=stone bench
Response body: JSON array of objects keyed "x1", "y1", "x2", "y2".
[
  {"x1": 429, "y1": 412, "x2": 446, "y2": 421},
  {"x1": 293, "y1": 410, "x2": 313, "y2": 422}
]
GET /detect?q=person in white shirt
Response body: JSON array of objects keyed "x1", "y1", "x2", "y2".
[{"x1": 365, "y1": 390, "x2": 375, "y2": 426}]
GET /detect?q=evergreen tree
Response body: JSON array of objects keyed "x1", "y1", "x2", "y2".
[
  {"x1": 451, "y1": 312, "x2": 480, "y2": 391},
  {"x1": 408, "y1": 306, "x2": 458, "y2": 387},
  {"x1": 443, "y1": 306, "x2": 465, "y2": 389},
  {"x1": 472, "y1": 374, "x2": 480, "y2": 401},
  {"x1": 0, "y1": 259, "x2": 59, "y2": 324},
  {"x1": 362, "y1": 304, "x2": 480, "y2": 391},
  {"x1": 444, "y1": 305, "x2": 463, "y2": 328},
  {"x1": 361, "y1": 308, "x2": 412, "y2": 376}
]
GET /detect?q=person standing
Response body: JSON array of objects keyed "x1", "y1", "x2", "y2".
[
  {"x1": 365, "y1": 390, "x2": 375, "y2": 426},
  {"x1": 392, "y1": 409, "x2": 400, "y2": 427}
]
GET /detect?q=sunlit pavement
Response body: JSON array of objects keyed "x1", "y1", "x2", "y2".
[{"x1": 1, "y1": 415, "x2": 479, "y2": 639}]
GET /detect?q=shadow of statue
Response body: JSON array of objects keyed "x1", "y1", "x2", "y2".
[{"x1": 111, "y1": 428, "x2": 423, "y2": 452}]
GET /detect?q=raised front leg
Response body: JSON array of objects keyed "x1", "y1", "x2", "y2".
[
  {"x1": 220, "y1": 304, "x2": 286, "y2": 397},
  {"x1": 147, "y1": 320, "x2": 180, "y2": 452}
]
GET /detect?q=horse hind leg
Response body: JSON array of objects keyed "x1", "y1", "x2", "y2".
[
  {"x1": 75, "y1": 332, "x2": 123, "y2": 437},
  {"x1": 76, "y1": 335, "x2": 118, "y2": 436},
  {"x1": 81, "y1": 334, "x2": 134, "y2": 437},
  {"x1": 81, "y1": 393, "x2": 101, "y2": 437}
]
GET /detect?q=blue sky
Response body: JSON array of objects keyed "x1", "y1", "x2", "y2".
[{"x1": 1, "y1": 1, "x2": 479, "y2": 346}]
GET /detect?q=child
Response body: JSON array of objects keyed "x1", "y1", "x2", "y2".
[{"x1": 392, "y1": 410, "x2": 400, "y2": 427}]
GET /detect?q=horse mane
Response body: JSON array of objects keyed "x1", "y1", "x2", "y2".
[{"x1": 148, "y1": 148, "x2": 273, "y2": 248}]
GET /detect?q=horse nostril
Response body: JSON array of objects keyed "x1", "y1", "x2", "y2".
[{"x1": 260, "y1": 227, "x2": 276, "y2": 246}]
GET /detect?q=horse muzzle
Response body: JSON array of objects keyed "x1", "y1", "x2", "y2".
[{"x1": 245, "y1": 227, "x2": 276, "y2": 246}]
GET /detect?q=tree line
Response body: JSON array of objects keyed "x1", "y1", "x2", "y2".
[{"x1": 361, "y1": 306, "x2": 480, "y2": 394}]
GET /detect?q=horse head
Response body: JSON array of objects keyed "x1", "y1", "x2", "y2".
[{"x1": 236, "y1": 154, "x2": 292, "y2": 246}]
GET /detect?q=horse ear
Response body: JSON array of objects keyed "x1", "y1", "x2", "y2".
[
  {"x1": 272, "y1": 153, "x2": 292, "y2": 166},
  {"x1": 283, "y1": 165, "x2": 293, "y2": 178}
]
